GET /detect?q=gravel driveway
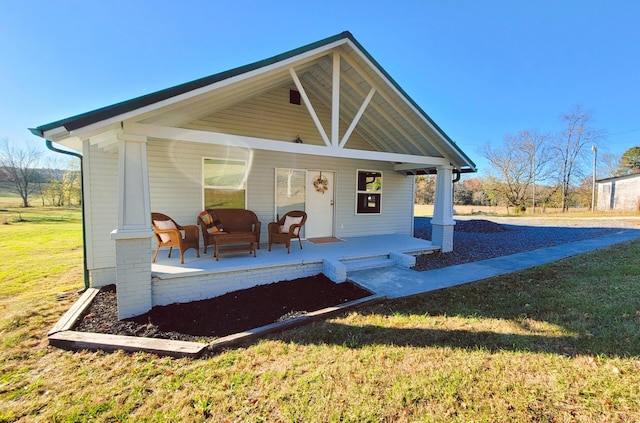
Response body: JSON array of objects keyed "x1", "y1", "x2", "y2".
[{"x1": 413, "y1": 215, "x2": 640, "y2": 271}]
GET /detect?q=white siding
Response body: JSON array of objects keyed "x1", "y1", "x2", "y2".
[
  {"x1": 184, "y1": 86, "x2": 376, "y2": 151},
  {"x1": 147, "y1": 140, "x2": 203, "y2": 224},
  {"x1": 597, "y1": 175, "x2": 640, "y2": 211},
  {"x1": 147, "y1": 139, "x2": 415, "y2": 242},
  {"x1": 84, "y1": 143, "x2": 118, "y2": 286},
  {"x1": 86, "y1": 136, "x2": 416, "y2": 285},
  {"x1": 614, "y1": 176, "x2": 640, "y2": 211}
]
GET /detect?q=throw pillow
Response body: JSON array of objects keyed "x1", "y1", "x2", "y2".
[
  {"x1": 212, "y1": 218, "x2": 224, "y2": 232},
  {"x1": 154, "y1": 219, "x2": 177, "y2": 242},
  {"x1": 281, "y1": 215, "x2": 303, "y2": 235},
  {"x1": 209, "y1": 211, "x2": 225, "y2": 232},
  {"x1": 198, "y1": 210, "x2": 213, "y2": 226}
]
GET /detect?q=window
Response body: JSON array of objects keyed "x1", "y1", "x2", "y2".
[
  {"x1": 203, "y1": 158, "x2": 247, "y2": 209},
  {"x1": 356, "y1": 170, "x2": 382, "y2": 214},
  {"x1": 275, "y1": 168, "x2": 306, "y2": 218}
]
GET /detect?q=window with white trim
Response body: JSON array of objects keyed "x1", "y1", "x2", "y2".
[
  {"x1": 356, "y1": 170, "x2": 382, "y2": 214},
  {"x1": 203, "y1": 158, "x2": 247, "y2": 209}
]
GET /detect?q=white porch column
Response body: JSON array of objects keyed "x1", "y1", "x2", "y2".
[
  {"x1": 431, "y1": 165, "x2": 455, "y2": 252},
  {"x1": 110, "y1": 133, "x2": 154, "y2": 319}
]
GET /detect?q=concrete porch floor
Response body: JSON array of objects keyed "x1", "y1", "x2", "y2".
[{"x1": 151, "y1": 234, "x2": 438, "y2": 279}]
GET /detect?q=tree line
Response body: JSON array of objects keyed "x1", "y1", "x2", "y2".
[
  {"x1": 4, "y1": 105, "x2": 639, "y2": 211},
  {"x1": 416, "y1": 106, "x2": 640, "y2": 212}
]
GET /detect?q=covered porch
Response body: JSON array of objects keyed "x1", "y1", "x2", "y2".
[
  {"x1": 150, "y1": 234, "x2": 438, "y2": 306},
  {"x1": 32, "y1": 32, "x2": 475, "y2": 319}
]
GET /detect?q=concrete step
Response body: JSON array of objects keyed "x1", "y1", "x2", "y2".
[{"x1": 344, "y1": 256, "x2": 396, "y2": 273}]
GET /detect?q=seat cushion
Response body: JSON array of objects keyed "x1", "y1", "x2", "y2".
[{"x1": 207, "y1": 226, "x2": 224, "y2": 234}]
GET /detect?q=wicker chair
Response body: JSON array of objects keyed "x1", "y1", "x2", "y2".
[
  {"x1": 151, "y1": 212, "x2": 200, "y2": 264},
  {"x1": 268, "y1": 210, "x2": 307, "y2": 253}
]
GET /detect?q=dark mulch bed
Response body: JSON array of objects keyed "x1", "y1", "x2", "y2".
[
  {"x1": 74, "y1": 275, "x2": 372, "y2": 342},
  {"x1": 74, "y1": 219, "x2": 623, "y2": 343}
]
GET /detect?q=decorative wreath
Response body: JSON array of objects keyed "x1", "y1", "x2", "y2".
[{"x1": 313, "y1": 175, "x2": 329, "y2": 194}]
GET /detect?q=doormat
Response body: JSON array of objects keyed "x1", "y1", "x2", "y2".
[{"x1": 308, "y1": 237, "x2": 343, "y2": 244}]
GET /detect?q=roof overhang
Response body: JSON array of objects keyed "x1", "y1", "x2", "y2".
[{"x1": 31, "y1": 31, "x2": 476, "y2": 174}]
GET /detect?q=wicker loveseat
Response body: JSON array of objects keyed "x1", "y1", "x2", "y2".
[{"x1": 197, "y1": 209, "x2": 261, "y2": 259}]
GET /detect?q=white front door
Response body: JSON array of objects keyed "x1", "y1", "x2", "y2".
[{"x1": 305, "y1": 171, "x2": 334, "y2": 238}]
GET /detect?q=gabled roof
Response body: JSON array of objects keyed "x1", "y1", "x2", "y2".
[
  {"x1": 31, "y1": 32, "x2": 352, "y2": 136},
  {"x1": 31, "y1": 31, "x2": 476, "y2": 172}
]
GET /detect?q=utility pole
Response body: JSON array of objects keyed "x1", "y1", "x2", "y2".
[{"x1": 591, "y1": 145, "x2": 597, "y2": 212}]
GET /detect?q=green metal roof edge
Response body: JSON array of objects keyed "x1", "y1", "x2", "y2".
[{"x1": 30, "y1": 30, "x2": 476, "y2": 170}]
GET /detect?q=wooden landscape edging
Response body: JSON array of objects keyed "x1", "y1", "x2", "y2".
[
  {"x1": 48, "y1": 330, "x2": 208, "y2": 358},
  {"x1": 48, "y1": 285, "x2": 385, "y2": 359},
  {"x1": 47, "y1": 287, "x2": 207, "y2": 358},
  {"x1": 209, "y1": 294, "x2": 387, "y2": 351},
  {"x1": 48, "y1": 288, "x2": 100, "y2": 336}
]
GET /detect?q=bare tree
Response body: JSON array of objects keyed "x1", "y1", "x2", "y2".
[
  {"x1": 0, "y1": 139, "x2": 43, "y2": 207},
  {"x1": 551, "y1": 106, "x2": 603, "y2": 212},
  {"x1": 599, "y1": 151, "x2": 625, "y2": 178},
  {"x1": 521, "y1": 129, "x2": 553, "y2": 212},
  {"x1": 481, "y1": 129, "x2": 551, "y2": 211},
  {"x1": 535, "y1": 184, "x2": 561, "y2": 212}
]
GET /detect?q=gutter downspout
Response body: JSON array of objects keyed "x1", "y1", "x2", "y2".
[
  {"x1": 453, "y1": 168, "x2": 461, "y2": 183},
  {"x1": 45, "y1": 140, "x2": 89, "y2": 291}
]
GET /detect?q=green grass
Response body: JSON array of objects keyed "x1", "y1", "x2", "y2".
[
  {"x1": 0, "y1": 207, "x2": 83, "y2": 295},
  {"x1": 1, "y1": 207, "x2": 639, "y2": 421}
]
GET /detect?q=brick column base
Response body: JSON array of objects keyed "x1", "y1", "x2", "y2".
[
  {"x1": 432, "y1": 223, "x2": 455, "y2": 253},
  {"x1": 112, "y1": 231, "x2": 153, "y2": 319}
]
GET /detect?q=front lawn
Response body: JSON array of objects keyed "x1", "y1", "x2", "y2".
[{"x1": 1, "y1": 207, "x2": 639, "y2": 421}]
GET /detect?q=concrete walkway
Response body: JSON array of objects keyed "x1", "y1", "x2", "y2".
[{"x1": 348, "y1": 228, "x2": 640, "y2": 299}]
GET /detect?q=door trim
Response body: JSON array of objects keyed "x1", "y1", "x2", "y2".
[{"x1": 305, "y1": 170, "x2": 336, "y2": 239}]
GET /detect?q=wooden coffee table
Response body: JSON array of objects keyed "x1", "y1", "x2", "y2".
[{"x1": 213, "y1": 232, "x2": 257, "y2": 261}]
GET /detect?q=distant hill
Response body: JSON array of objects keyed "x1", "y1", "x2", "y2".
[
  {"x1": 0, "y1": 167, "x2": 67, "y2": 183},
  {"x1": 0, "y1": 181, "x2": 19, "y2": 198}
]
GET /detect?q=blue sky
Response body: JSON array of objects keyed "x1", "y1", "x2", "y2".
[{"x1": 1, "y1": 1, "x2": 639, "y2": 174}]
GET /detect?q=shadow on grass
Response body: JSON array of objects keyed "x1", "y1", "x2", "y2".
[
  {"x1": 276, "y1": 322, "x2": 591, "y2": 356},
  {"x1": 270, "y1": 310, "x2": 639, "y2": 359},
  {"x1": 267, "y1": 242, "x2": 640, "y2": 358}
]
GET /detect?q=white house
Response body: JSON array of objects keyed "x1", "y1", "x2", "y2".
[
  {"x1": 596, "y1": 173, "x2": 640, "y2": 211},
  {"x1": 31, "y1": 32, "x2": 476, "y2": 319}
]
